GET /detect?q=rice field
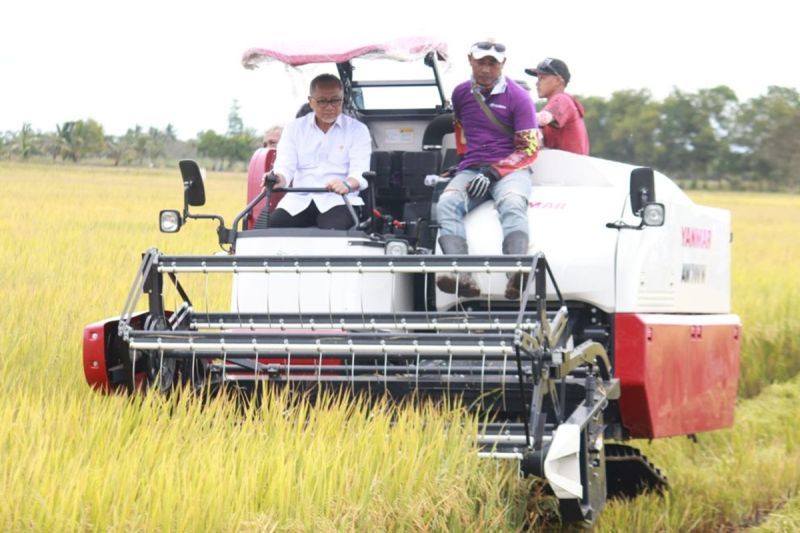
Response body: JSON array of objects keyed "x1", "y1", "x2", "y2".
[
  {"x1": 1, "y1": 162, "x2": 799, "y2": 531},
  {"x1": 692, "y1": 191, "x2": 800, "y2": 397}
]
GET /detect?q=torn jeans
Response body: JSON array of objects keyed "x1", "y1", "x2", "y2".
[{"x1": 436, "y1": 167, "x2": 532, "y2": 240}]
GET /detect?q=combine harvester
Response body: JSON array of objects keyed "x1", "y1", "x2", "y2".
[{"x1": 83, "y1": 38, "x2": 741, "y2": 525}]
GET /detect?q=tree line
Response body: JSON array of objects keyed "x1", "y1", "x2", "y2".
[
  {"x1": 581, "y1": 85, "x2": 800, "y2": 191},
  {"x1": 0, "y1": 100, "x2": 259, "y2": 171},
  {"x1": 2, "y1": 88, "x2": 799, "y2": 191}
]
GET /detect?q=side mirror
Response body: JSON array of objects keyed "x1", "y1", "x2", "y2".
[
  {"x1": 606, "y1": 168, "x2": 666, "y2": 230},
  {"x1": 629, "y1": 167, "x2": 655, "y2": 216},
  {"x1": 179, "y1": 159, "x2": 206, "y2": 207}
]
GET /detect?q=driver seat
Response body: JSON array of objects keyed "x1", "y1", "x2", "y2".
[{"x1": 245, "y1": 147, "x2": 278, "y2": 229}]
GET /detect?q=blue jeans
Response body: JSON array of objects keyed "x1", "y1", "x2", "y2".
[{"x1": 437, "y1": 168, "x2": 532, "y2": 240}]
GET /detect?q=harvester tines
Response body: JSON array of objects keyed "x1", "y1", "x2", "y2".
[{"x1": 121, "y1": 251, "x2": 614, "y2": 452}]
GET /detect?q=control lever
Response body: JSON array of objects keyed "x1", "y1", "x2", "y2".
[
  {"x1": 372, "y1": 208, "x2": 406, "y2": 231},
  {"x1": 424, "y1": 174, "x2": 451, "y2": 187}
]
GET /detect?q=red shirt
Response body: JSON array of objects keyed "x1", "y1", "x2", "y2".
[{"x1": 542, "y1": 92, "x2": 590, "y2": 155}]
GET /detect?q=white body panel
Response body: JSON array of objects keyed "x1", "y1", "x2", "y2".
[
  {"x1": 231, "y1": 235, "x2": 413, "y2": 313},
  {"x1": 544, "y1": 424, "x2": 583, "y2": 500},
  {"x1": 436, "y1": 150, "x2": 733, "y2": 314},
  {"x1": 615, "y1": 202, "x2": 731, "y2": 313}
]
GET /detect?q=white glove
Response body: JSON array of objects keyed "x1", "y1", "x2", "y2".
[{"x1": 466, "y1": 172, "x2": 491, "y2": 199}]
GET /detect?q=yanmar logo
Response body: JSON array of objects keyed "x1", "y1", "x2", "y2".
[
  {"x1": 529, "y1": 201, "x2": 566, "y2": 209},
  {"x1": 681, "y1": 227, "x2": 712, "y2": 249}
]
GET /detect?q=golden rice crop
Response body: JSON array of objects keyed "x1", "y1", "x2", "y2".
[
  {"x1": 0, "y1": 162, "x2": 530, "y2": 530},
  {"x1": 1, "y1": 162, "x2": 799, "y2": 530},
  {"x1": 689, "y1": 191, "x2": 800, "y2": 397}
]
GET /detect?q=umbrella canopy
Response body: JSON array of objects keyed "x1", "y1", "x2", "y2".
[{"x1": 242, "y1": 36, "x2": 448, "y2": 69}]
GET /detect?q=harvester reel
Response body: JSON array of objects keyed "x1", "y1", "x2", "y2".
[
  {"x1": 115, "y1": 250, "x2": 663, "y2": 526},
  {"x1": 139, "y1": 314, "x2": 209, "y2": 394},
  {"x1": 141, "y1": 315, "x2": 178, "y2": 393}
]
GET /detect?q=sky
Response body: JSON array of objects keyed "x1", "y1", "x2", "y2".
[{"x1": 1, "y1": 0, "x2": 797, "y2": 140}]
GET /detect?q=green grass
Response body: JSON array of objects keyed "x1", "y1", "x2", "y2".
[
  {"x1": 755, "y1": 492, "x2": 800, "y2": 532},
  {"x1": 597, "y1": 375, "x2": 800, "y2": 531}
]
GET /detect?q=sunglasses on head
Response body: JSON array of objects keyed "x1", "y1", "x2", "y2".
[
  {"x1": 472, "y1": 41, "x2": 506, "y2": 53},
  {"x1": 536, "y1": 58, "x2": 560, "y2": 75}
]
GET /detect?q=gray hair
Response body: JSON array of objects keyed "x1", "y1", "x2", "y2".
[{"x1": 309, "y1": 74, "x2": 343, "y2": 94}]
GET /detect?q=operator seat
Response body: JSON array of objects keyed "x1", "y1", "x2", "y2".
[
  {"x1": 421, "y1": 112, "x2": 455, "y2": 174},
  {"x1": 246, "y1": 147, "x2": 278, "y2": 230}
]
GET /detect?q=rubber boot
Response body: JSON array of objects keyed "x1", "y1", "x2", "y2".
[
  {"x1": 502, "y1": 231, "x2": 530, "y2": 299},
  {"x1": 436, "y1": 235, "x2": 481, "y2": 298}
]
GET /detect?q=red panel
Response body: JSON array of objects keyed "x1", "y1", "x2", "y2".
[
  {"x1": 83, "y1": 313, "x2": 148, "y2": 394},
  {"x1": 246, "y1": 148, "x2": 278, "y2": 229},
  {"x1": 614, "y1": 313, "x2": 741, "y2": 438},
  {"x1": 83, "y1": 319, "x2": 113, "y2": 392}
]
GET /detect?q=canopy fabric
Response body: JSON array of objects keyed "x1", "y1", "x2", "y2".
[{"x1": 242, "y1": 36, "x2": 448, "y2": 69}]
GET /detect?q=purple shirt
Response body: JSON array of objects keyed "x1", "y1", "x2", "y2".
[{"x1": 452, "y1": 76, "x2": 537, "y2": 171}]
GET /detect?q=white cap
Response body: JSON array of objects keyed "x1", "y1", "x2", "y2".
[{"x1": 469, "y1": 41, "x2": 506, "y2": 62}]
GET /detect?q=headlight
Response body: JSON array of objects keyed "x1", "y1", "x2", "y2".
[
  {"x1": 160, "y1": 210, "x2": 182, "y2": 233},
  {"x1": 642, "y1": 203, "x2": 665, "y2": 227},
  {"x1": 385, "y1": 240, "x2": 409, "y2": 256}
]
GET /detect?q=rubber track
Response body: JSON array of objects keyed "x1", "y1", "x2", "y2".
[{"x1": 605, "y1": 443, "x2": 669, "y2": 499}]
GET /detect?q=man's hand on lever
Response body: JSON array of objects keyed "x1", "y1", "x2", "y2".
[
  {"x1": 262, "y1": 172, "x2": 286, "y2": 189},
  {"x1": 326, "y1": 178, "x2": 358, "y2": 195}
]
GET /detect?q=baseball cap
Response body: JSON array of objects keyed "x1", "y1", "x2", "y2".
[
  {"x1": 525, "y1": 58, "x2": 571, "y2": 83},
  {"x1": 469, "y1": 40, "x2": 506, "y2": 62}
]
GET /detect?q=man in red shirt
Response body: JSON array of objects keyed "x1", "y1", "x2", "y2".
[{"x1": 525, "y1": 58, "x2": 590, "y2": 155}]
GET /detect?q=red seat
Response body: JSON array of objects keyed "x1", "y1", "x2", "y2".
[{"x1": 245, "y1": 148, "x2": 280, "y2": 229}]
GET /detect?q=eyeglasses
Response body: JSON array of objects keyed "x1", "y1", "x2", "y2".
[
  {"x1": 310, "y1": 97, "x2": 344, "y2": 108},
  {"x1": 472, "y1": 41, "x2": 506, "y2": 53}
]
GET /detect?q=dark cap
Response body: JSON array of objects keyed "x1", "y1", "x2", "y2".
[{"x1": 525, "y1": 58, "x2": 570, "y2": 83}]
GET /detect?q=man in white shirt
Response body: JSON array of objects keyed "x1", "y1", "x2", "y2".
[{"x1": 265, "y1": 74, "x2": 372, "y2": 229}]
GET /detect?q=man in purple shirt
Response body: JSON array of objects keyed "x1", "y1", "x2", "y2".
[{"x1": 437, "y1": 40, "x2": 540, "y2": 299}]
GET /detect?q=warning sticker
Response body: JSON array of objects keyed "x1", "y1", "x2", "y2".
[{"x1": 385, "y1": 128, "x2": 415, "y2": 144}]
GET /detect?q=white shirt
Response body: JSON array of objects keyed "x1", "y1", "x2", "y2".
[{"x1": 273, "y1": 112, "x2": 372, "y2": 215}]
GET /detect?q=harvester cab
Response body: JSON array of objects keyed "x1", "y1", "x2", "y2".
[{"x1": 83, "y1": 37, "x2": 741, "y2": 525}]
